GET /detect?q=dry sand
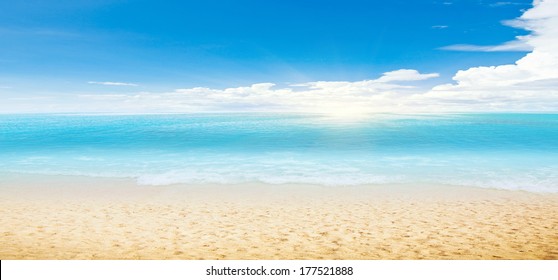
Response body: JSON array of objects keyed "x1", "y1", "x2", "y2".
[{"x1": 1, "y1": 174, "x2": 557, "y2": 260}]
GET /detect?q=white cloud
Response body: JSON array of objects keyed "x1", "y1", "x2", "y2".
[
  {"x1": 148, "y1": 70, "x2": 442, "y2": 116},
  {"x1": 426, "y1": 0, "x2": 558, "y2": 111},
  {"x1": 0, "y1": 70, "x2": 440, "y2": 116},
  {"x1": 441, "y1": 1, "x2": 543, "y2": 53},
  {"x1": 440, "y1": 38, "x2": 533, "y2": 52},
  {"x1": 432, "y1": 25, "x2": 448, "y2": 29},
  {"x1": 439, "y1": 0, "x2": 558, "y2": 87},
  {"x1": 376, "y1": 69, "x2": 440, "y2": 82},
  {"x1": 88, "y1": 81, "x2": 138, "y2": 86},
  {"x1": 490, "y1": 2, "x2": 531, "y2": 7}
]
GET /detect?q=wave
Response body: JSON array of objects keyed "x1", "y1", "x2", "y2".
[{"x1": 3, "y1": 165, "x2": 557, "y2": 193}]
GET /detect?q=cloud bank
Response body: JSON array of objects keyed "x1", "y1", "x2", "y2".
[
  {"x1": 1, "y1": 0, "x2": 557, "y2": 116},
  {"x1": 69, "y1": 70, "x2": 441, "y2": 117}
]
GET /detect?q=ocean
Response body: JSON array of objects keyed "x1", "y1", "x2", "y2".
[{"x1": 1, "y1": 113, "x2": 557, "y2": 192}]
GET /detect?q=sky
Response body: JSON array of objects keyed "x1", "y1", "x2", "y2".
[{"x1": 1, "y1": 0, "x2": 557, "y2": 115}]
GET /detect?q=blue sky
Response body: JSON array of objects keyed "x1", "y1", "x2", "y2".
[
  {"x1": 2, "y1": 0, "x2": 557, "y2": 115},
  {"x1": 0, "y1": 1, "x2": 530, "y2": 89}
]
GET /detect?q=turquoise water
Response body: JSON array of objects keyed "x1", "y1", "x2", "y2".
[{"x1": 1, "y1": 113, "x2": 557, "y2": 192}]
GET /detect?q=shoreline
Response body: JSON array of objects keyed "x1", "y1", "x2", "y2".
[{"x1": 1, "y1": 174, "x2": 557, "y2": 259}]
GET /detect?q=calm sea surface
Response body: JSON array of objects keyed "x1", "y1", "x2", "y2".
[{"x1": 1, "y1": 113, "x2": 557, "y2": 192}]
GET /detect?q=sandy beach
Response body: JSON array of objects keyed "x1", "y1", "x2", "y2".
[{"x1": 1, "y1": 174, "x2": 557, "y2": 260}]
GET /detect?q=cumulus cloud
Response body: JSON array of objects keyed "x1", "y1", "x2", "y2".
[
  {"x1": 441, "y1": 1, "x2": 544, "y2": 53},
  {"x1": 111, "y1": 70, "x2": 441, "y2": 116},
  {"x1": 376, "y1": 69, "x2": 440, "y2": 82},
  {"x1": 0, "y1": 69, "x2": 441, "y2": 115},
  {"x1": 88, "y1": 81, "x2": 138, "y2": 86},
  {"x1": 426, "y1": 0, "x2": 558, "y2": 111}
]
